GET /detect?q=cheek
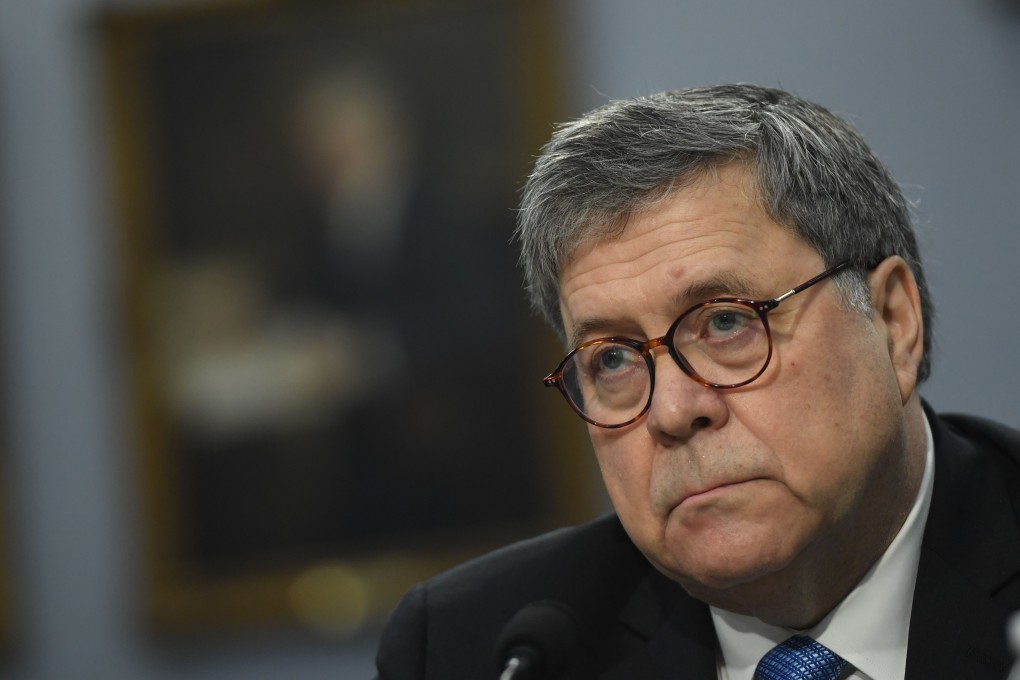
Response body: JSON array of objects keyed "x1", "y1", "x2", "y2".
[
  {"x1": 590, "y1": 429, "x2": 657, "y2": 522},
  {"x1": 753, "y1": 336, "x2": 901, "y2": 504},
  {"x1": 773, "y1": 319, "x2": 886, "y2": 418}
]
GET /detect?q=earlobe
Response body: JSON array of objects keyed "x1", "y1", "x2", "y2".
[{"x1": 868, "y1": 257, "x2": 924, "y2": 403}]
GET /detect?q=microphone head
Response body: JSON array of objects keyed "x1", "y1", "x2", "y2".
[{"x1": 495, "y1": 600, "x2": 581, "y2": 679}]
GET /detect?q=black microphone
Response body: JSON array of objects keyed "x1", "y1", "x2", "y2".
[{"x1": 495, "y1": 600, "x2": 581, "y2": 680}]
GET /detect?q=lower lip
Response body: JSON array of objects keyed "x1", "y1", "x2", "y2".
[{"x1": 679, "y1": 479, "x2": 762, "y2": 508}]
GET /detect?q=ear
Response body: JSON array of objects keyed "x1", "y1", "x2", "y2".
[{"x1": 868, "y1": 256, "x2": 924, "y2": 404}]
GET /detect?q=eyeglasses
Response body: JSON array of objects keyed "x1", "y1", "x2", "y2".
[{"x1": 543, "y1": 262, "x2": 850, "y2": 428}]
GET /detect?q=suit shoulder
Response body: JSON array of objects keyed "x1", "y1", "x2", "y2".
[
  {"x1": 375, "y1": 515, "x2": 648, "y2": 679},
  {"x1": 940, "y1": 411, "x2": 1020, "y2": 468},
  {"x1": 424, "y1": 514, "x2": 638, "y2": 605}
]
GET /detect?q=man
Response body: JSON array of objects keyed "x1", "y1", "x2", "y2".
[{"x1": 374, "y1": 84, "x2": 1020, "y2": 679}]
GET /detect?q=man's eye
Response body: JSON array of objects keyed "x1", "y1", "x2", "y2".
[
  {"x1": 703, "y1": 308, "x2": 753, "y2": 338},
  {"x1": 595, "y1": 346, "x2": 629, "y2": 372},
  {"x1": 710, "y1": 312, "x2": 740, "y2": 333}
]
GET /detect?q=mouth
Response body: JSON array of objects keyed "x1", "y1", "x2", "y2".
[{"x1": 677, "y1": 478, "x2": 767, "y2": 509}]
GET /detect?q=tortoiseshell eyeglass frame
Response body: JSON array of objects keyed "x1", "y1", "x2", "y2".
[{"x1": 543, "y1": 261, "x2": 851, "y2": 429}]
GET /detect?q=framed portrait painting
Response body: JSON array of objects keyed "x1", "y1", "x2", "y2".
[{"x1": 100, "y1": 0, "x2": 601, "y2": 635}]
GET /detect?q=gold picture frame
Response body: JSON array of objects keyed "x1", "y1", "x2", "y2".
[{"x1": 99, "y1": 0, "x2": 600, "y2": 636}]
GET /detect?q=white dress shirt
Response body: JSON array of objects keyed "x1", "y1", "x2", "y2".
[{"x1": 712, "y1": 415, "x2": 935, "y2": 680}]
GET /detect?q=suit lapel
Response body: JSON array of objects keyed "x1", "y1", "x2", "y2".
[
  {"x1": 905, "y1": 408, "x2": 1020, "y2": 679},
  {"x1": 601, "y1": 568, "x2": 718, "y2": 679}
]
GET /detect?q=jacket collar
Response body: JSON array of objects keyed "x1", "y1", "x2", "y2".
[{"x1": 600, "y1": 566, "x2": 717, "y2": 679}]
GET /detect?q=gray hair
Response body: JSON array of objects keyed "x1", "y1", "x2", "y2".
[{"x1": 516, "y1": 84, "x2": 933, "y2": 382}]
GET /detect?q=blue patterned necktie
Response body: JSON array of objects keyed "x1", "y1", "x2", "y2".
[{"x1": 754, "y1": 635, "x2": 849, "y2": 680}]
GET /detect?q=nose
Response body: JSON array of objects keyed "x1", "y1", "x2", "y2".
[{"x1": 644, "y1": 351, "x2": 729, "y2": 445}]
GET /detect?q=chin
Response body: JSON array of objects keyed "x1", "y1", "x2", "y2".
[{"x1": 650, "y1": 535, "x2": 797, "y2": 595}]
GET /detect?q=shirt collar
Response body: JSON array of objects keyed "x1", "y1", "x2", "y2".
[{"x1": 711, "y1": 413, "x2": 935, "y2": 680}]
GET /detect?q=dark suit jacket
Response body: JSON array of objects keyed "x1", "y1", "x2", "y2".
[{"x1": 374, "y1": 407, "x2": 1020, "y2": 679}]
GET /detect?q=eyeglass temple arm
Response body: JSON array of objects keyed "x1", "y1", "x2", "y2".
[{"x1": 770, "y1": 261, "x2": 850, "y2": 306}]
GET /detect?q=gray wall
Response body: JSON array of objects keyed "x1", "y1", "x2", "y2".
[{"x1": 0, "y1": 0, "x2": 1016, "y2": 678}]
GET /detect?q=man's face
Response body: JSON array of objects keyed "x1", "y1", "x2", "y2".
[{"x1": 557, "y1": 164, "x2": 922, "y2": 618}]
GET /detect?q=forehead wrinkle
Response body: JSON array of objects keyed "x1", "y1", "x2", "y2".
[
  {"x1": 560, "y1": 222, "x2": 752, "y2": 311},
  {"x1": 562, "y1": 227, "x2": 701, "y2": 290}
]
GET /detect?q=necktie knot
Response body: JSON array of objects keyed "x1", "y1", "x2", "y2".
[{"x1": 754, "y1": 635, "x2": 848, "y2": 680}]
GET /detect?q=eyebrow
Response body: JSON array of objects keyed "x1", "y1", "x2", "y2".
[
  {"x1": 567, "y1": 316, "x2": 629, "y2": 349},
  {"x1": 669, "y1": 271, "x2": 767, "y2": 311},
  {"x1": 567, "y1": 271, "x2": 769, "y2": 349}
]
